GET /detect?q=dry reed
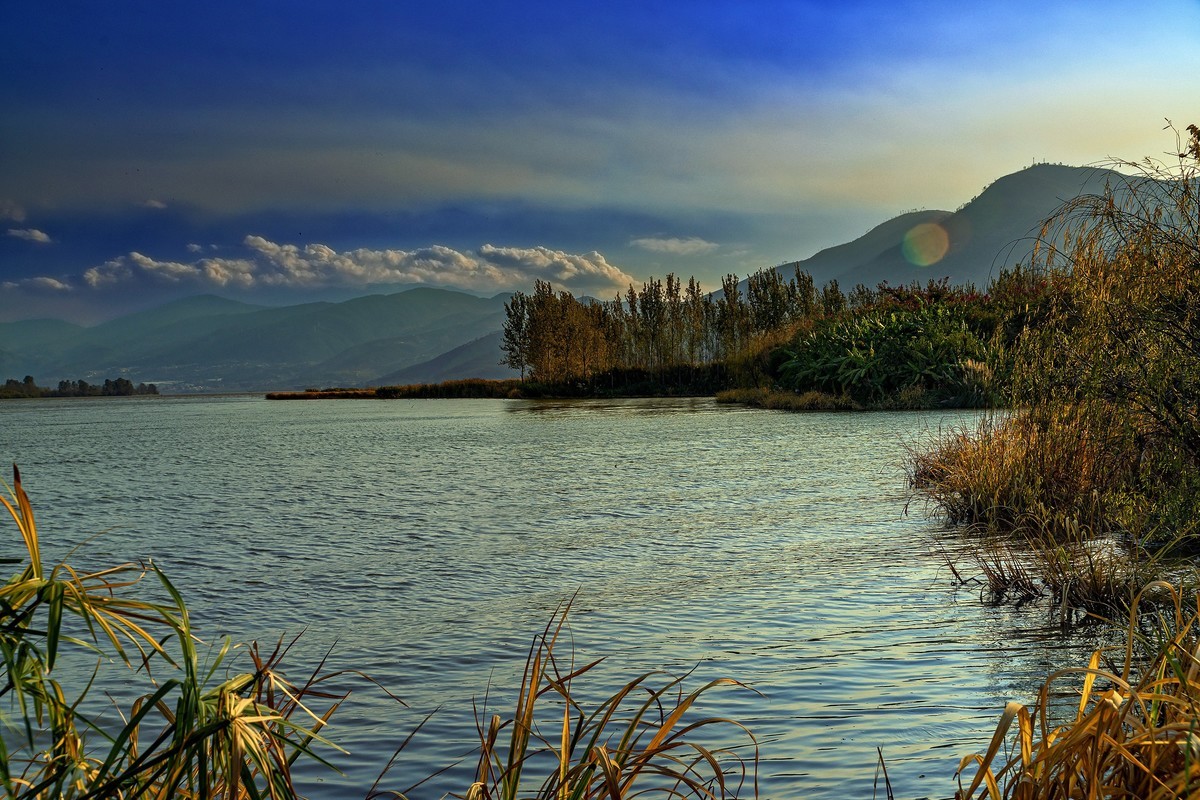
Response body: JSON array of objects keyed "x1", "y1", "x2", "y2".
[{"x1": 958, "y1": 581, "x2": 1200, "y2": 799}]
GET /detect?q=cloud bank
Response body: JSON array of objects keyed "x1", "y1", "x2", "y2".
[{"x1": 78, "y1": 236, "x2": 637, "y2": 295}]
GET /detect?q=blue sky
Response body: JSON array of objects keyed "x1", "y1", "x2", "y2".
[{"x1": 2, "y1": 0, "x2": 1198, "y2": 322}]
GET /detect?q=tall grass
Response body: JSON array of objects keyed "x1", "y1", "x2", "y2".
[
  {"x1": 0, "y1": 465, "x2": 358, "y2": 799},
  {"x1": 457, "y1": 602, "x2": 758, "y2": 800},
  {"x1": 909, "y1": 124, "x2": 1200, "y2": 610},
  {"x1": 958, "y1": 582, "x2": 1200, "y2": 799}
]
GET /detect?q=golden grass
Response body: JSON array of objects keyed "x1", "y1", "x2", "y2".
[
  {"x1": 907, "y1": 409, "x2": 1171, "y2": 616},
  {"x1": 0, "y1": 465, "x2": 363, "y2": 799},
  {"x1": 714, "y1": 387, "x2": 859, "y2": 411},
  {"x1": 908, "y1": 408, "x2": 1136, "y2": 534},
  {"x1": 958, "y1": 582, "x2": 1200, "y2": 799},
  {"x1": 453, "y1": 600, "x2": 759, "y2": 800}
]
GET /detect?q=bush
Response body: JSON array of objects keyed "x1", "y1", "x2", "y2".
[{"x1": 777, "y1": 305, "x2": 992, "y2": 407}]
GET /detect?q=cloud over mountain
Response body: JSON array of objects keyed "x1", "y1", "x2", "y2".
[
  {"x1": 1, "y1": 276, "x2": 71, "y2": 292},
  {"x1": 78, "y1": 237, "x2": 637, "y2": 295}
]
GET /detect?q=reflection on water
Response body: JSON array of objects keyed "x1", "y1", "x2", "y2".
[{"x1": 0, "y1": 396, "x2": 1122, "y2": 799}]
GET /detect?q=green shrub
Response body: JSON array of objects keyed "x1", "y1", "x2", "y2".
[{"x1": 777, "y1": 305, "x2": 992, "y2": 407}]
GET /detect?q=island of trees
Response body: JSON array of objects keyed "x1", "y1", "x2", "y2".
[
  {"x1": 0, "y1": 376, "x2": 159, "y2": 398},
  {"x1": 495, "y1": 266, "x2": 1049, "y2": 410}
]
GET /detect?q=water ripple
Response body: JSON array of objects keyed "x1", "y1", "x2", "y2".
[{"x1": 0, "y1": 396, "x2": 1111, "y2": 800}]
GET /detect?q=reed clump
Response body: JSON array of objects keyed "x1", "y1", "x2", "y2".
[
  {"x1": 958, "y1": 581, "x2": 1200, "y2": 799},
  {"x1": 714, "y1": 387, "x2": 859, "y2": 411},
  {"x1": 911, "y1": 124, "x2": 1200, "y2": 611},
  {"x1": 0, "y1": 466, "x2": 354, "y2": 799},
  {"x1": 909, "y1": 408, "x2": 1136, "y2": 534},
  {"x1": 443, "y1": 602, "x2": 758, "y2": 800}
]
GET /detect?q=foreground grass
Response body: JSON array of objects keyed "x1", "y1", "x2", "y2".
[
  {"x1": 957, "y1": 583, "x2": 1200, "y2": 799},
  {"x1": 1, "y1": 467, "x2": 756, "y2": 799}
]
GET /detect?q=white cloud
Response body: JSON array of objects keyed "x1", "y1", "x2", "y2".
[
  {"x1": 630, "y1": 236, "x2": 719, "y2": 256},
  {"x1": 7, "y1": 228, "x2": 52, "y2": 243},
  {"x1": 0, "y1": 276, "x2": 71, "y2": 292},
  {"x1": 80, "y1": 237, "x2": 638, "y2": 295},
  {"x1": 83, "y1": 259, "x2": 133, "y2": 288},
  {"x1": 186, "y1": 243, "x2": 204, "y2": 252},
  {"x1": 141, "y1": 199, "x2": 168, "y2": 209},
  {"x1": 85, "y1": 251, "x2": 257, "y2": 288},
  {"x1": 28, "y1": 276, "x2": 71, "y2": 291}
]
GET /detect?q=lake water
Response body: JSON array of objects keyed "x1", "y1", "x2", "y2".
[{"x1": 0, "y1": 395, "x2": 1107, "y2": 799}]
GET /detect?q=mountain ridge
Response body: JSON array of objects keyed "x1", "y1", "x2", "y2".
[{"x1": 785, "y1": 163, "x2": 1124, "y2": 290}]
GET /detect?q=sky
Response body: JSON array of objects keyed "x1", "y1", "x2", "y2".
[{"x1": 2, "y1": 0, "x2": 1198, "y2": 323}]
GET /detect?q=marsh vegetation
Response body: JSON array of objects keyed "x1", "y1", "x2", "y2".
[{"x1": 914, "y1": 125, "x2": 1200, "y2": 798}]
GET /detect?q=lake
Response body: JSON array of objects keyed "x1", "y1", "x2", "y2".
[{"x1": 0, "y1": 395, "x2": 1105, "y2": 799}]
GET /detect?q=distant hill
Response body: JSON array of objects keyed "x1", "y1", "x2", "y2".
[
  {"x1": 776, "y1": 163, "x2": 1124, "y2": 289},
  {"x1": 372, "y1": 331, "x2": 516, "y2": 386},
  {"x1": 4, "y1": 288, "x2": 510, "y2": 392},
  {"x1": 0, "y1": 318, "x2": 85, "y2": 378}
]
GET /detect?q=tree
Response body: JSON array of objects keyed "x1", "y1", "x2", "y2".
[
  {"x1": 820, "y1": 279, "x2": 847, "y2": 316},
  {"x1": 501, "y1": 291, "x2": 531, "y2": 379}
]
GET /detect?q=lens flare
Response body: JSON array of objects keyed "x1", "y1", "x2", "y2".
[{"x1": 902, "y1": 223, "x2": 950, "y2": 267}]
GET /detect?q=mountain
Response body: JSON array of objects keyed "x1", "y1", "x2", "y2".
[
  {"x1": 5, "y1": 288, "x2": 511, "y2": 393},
  {"x1": 0, "y1": 318, "x2": 86, "y2": 379},
  {"x1": 778, "y1": 163, "x2": 1124, "y2": 289},
  {"x1": 372, "y1": 331, "x2": 516, "y2": 386},
  {"x1": 2, "y1": 164, "x2": 1142, "y2": 393}
]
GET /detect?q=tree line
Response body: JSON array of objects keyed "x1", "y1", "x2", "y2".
[
  {"x1": 1, "y1": 375, "x2": 159, "y2": 398},
  {"x1": 500, "y1": 267, "x2": 853, "y2": 388},
  {"x1": 497, "y1": 261, "x2": 1054, "y2": 399}
]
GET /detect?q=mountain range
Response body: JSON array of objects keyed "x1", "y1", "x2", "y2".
[
  {"x1": 0, "y1": 289, "x2": 513, "y2": 392},
  {"x1": 1, "y1": 163, "x2": 1122, "y2": 393}
]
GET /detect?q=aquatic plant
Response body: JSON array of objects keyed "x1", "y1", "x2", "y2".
[
  {"x1": 911, "y1": 123, "x2": 1200, "y2": 608},
  {"x1": 451, "y1": 602, "x2": 759, "y2": 800},
  {"x1": 957, "y1": 582, "x2": 1200, "y2": 799},
  {"x1": 0, "y1": 465, "x2": 352, "y2": 799}
]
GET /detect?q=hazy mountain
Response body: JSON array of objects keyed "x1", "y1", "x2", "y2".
[
  {"x1": 372, "y1": 331, "x2": 516, "y2": 386},
  {"x1": 5, "y1": 288, "x2": 510, "y2": 392},
  {"x1": 0, "y1": 318, "x2": 86, "y2": 379},
  {"x1": 779, "y1": 163, "x2": 1124, "y2": 289}
]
